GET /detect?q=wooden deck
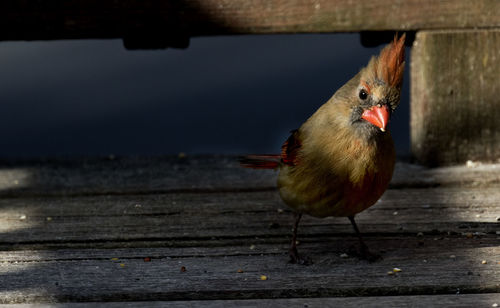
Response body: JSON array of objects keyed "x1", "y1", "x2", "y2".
[{"x1": 0, "y1": 156, "x2": 499, "y2": 306}]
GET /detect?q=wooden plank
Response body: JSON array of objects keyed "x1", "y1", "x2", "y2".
[
  {"x1": 3, "y1": 294, "x2": 499, "y2": 307},
  {"x1": 0, "y1": 187, "x2": 498, "y2": 245},
  {"x1": 0, "y1": 156, "x2": 278, "y2": 196},
  {"x1": 394, "y1": 162, "x2": 500, "y2": 188},
  {"x1": 0, "y1": 1, "x2": 499, "y2": 43},
  {"x1": 0, "y1": 156, "x2": 499, "y2": 303},
  {"x1": 1, "y1": 157, "x2": 500, "y2": 197},
  {"x1": 3, "y1": 294, "x2": 499, "y2": 308},
  {"x1": 0, "y1": 237, "x2": 499, "y2": 303},
  {"x1": 1, "y1": 235, "x2": 499, "y2": 263},
  {"x1": 411, "y1": 30, "x2": 500, "y2": 166}
]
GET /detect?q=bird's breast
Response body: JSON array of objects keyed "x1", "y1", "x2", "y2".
[{"x1": 278, "y1": 132, "x2": 395, "y2": 218}]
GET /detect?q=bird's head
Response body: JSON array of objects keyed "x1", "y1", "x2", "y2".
[{"x1": 349, "y1": 34, "x2": 405, "y2": 134}]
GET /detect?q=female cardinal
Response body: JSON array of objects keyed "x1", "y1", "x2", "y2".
[{"x1": 241, "y1": 34, "x2": 405, "y2": 264}]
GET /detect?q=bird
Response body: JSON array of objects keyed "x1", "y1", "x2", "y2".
[{"x1": 240, "y1": 34, "x2": 405, "y2": 264}]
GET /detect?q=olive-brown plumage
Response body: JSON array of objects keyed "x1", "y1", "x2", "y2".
[{"x1": 241, "y1": 34, "x2": 406, "y2": 264}]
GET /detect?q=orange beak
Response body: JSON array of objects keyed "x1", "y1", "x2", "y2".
[{"x1": 361, "y1": 105, "x2": 390, "y2": 132}]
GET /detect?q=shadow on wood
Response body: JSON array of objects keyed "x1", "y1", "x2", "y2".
[{"x1": 0, "y1": 156, "x2": 499, "y2": 303}]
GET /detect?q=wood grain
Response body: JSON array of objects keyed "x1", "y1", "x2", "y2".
[
  {"x1": 1, "y1": 156, "x2": 499, "y2": 197},
  {"x1": 5, "y1": 294, "x2": 499, "y2": 308},
  {"x1": 0, "y1": 187, "x2": 499, "y2": 245},
  {"x1": 0, "y1": 237, "x2": 499, "y2": 303},
  {"x1": 0, "y1": 0, "x2": 499, "y2": 43},
  {"x1": 0, "y1": 156, "x2": 499, "y2": 304},
  {"x1": 411, "y1": 30, "x2": 500, "y2": 166},
  {"x1": 2, "y1": 294, "x2": 500, "y2": 307}
]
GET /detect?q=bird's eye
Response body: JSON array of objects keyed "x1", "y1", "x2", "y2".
[{"x1": 359, "y1": 89, "x2": 368, "y2": 100}]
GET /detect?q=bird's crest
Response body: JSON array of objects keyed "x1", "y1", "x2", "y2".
[{"x1": 373, "y1": 34, "x2": 406, "y2": 88}]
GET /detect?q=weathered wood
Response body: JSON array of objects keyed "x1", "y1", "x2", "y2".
[
  {"x1": 0, "y1": 236, "x2": 499, "y2": 303},
  {"x1": 0, "y1": 1, "x2": 499, "y2": 44},
  {"x1": 0, "y1": 156, "x2": 278, "y2": 197},
  {"x1": 3, "y1": 294, "x2": 499, "y2": 308},
  {"x1": 0, "y1": 187, "x2": 499, "y2": 245},
  {"x1": 0, "y1": 156, "x2": 499, "y2": 304},
  {"x1": 411, "y1": 30, "x2": 500, "y2": 166},
  {"x1": 1, "y1": 294, "x2": 500, "y2": 307},
  {"x1": 1, "y1": 156, "x2": 500, "y2": 197}
]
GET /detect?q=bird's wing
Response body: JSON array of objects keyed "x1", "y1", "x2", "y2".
[{"x1": 281, "y1": 129, "x2": 302, "y2": 166}]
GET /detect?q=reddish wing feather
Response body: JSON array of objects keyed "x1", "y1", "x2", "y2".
[
  {"x1": 239, "y1": 154, "x2": 281, "y2": 169},
  {"x1": 281, "y1": 129, "x2": 301, "y2": 166},
  {"x1": 239, "y1": 130, "x2": 301, "y2": 169}
]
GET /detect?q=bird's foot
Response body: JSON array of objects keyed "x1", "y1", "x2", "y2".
[{"x1": 289, "y1": 248, "x2": 312, "y2": 265}]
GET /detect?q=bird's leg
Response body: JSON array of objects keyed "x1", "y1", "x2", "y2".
[
  {"x1": 289, "y1": 212, "x2": 311, "y2": 265},
  {"x1": 348, "y1": 215, "x2": 381, "y2": 262}
]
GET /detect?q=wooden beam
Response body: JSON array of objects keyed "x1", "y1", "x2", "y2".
[
  {"x1": 411, "y1": 30, "x2": 500, "y2": 166},
  {"x1": 0, "y1": 1, "x2": 499, "y2": 45}
]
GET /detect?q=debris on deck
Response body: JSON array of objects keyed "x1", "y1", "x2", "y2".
[{"x1": 0, "y1": 156, "x2": 499, "y2": 305}]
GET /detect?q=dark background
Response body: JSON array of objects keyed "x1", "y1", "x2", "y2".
[{"x1": 0, "y1": 33, "x2": 409, "y2": 158}]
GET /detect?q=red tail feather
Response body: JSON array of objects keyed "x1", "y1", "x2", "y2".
[{"x1": 239, "y1": 154, "x2": 281, "y2": 169}]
